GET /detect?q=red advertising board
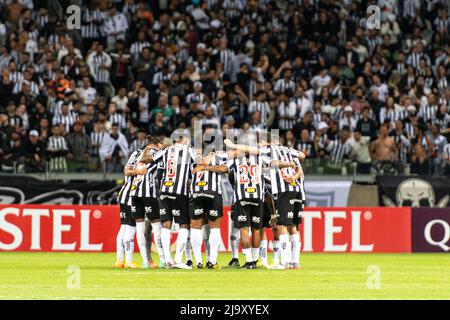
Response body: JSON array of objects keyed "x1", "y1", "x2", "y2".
[{"x1": 0, "y1": 205, "x2": 411, "y2": 253}]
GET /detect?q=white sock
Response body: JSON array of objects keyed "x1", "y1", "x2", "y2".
[
  {"x1": 161, "y1": 227, "x2": 173, "y2": 264},
  {"x1": 202, "y1": 224, "x2": 210, "y2": 262},
  {"x1": 209, "y1": 228, "x2": 221, "y2": 264},
  {"x1": 136, "y1": 221, "x2": 149, "y2": 264},
  {"x1": 151, "y1": 222, "x2": 165, "y2": 264},
  {"x1": 116, "y1": 224, "x2": 126, "y2": 262},
  {"x1": 175, "y1": 228, "x2": 189, "y2": 264},
  {"x1": 230, "y1": 227, "x2": 240, "y2": 259},
  {"x1": 279, "y1": 234, "x2": 290, "y2": 266},
  {"x1": 251, "y1": 247, "x2": 259, "y2": 262},
  {"x1": 272, "y1": 240, "x2": 280, "y2": 264},
  {"x1": 185, "y1": 235, "x2": 193, "y2": 262},
  {"x1": 290, "y1": 234, "x2": 301, "y2": 264},
  {"x1": 259, "y1": 240, "x2": 268, "y2": 266},
  {"x1": 124, "y1": 225, "x2": 136, "y2": 264},
  {"x1": 242, "y1": 248, "x2": 252, "y2": 263},
  {"x1": 191, "y1": 228, "x2": 203, "y2": 265}
]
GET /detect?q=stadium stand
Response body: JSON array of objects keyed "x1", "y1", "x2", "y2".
[{"x1": 0, "y1": 0, "x2": 450, "y2": 176}]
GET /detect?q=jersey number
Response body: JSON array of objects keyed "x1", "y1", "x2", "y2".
[{"x1": 239, "y1": 164, "x2": 259, "y2": 184}]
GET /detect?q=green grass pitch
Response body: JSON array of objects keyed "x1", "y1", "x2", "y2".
[{"x1": 0, "y1": 252, "x2": 449, "y2": 299}]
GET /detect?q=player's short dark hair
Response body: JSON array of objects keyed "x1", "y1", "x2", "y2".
[{"x1": 146, "y1": 135, "x2": 162, "y2": 145}]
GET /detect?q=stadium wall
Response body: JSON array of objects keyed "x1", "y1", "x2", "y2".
[{"x1": 1, "y1": 205, "x2": 448, "y2": 253}]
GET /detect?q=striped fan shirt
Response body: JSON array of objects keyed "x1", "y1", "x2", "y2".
[
  {"x1": 274, "y1": 78, "x2": 296, "y2": 93},
  {"x1": 47, "y1": 135, "x2": 68, "y2": 151},
  {"x1": 118, "y1": 150, "x2": 142, "y2": 205},
  {"x1": 277, "y1": 100, "x2": 297, "y2": 131},
  {"x1": 81, "y1": 8, "x2": 105, "y2": 39},
  {"x1": 90, "y1": 131, "x2": 106, "y2": 156},
  {"x1": 326, "y1": 139, "x2": 350, "y2": 165},
  {"x1": 191, "y1": 153, "x2": 226, "y2": 195},
  {"x1": 225, "y1": 152, "x2": 272, "y2": 201},
  {"x1": 130, "y1": 41, "x2": 151, "y2": 61},
  {"x1": 260, "y1": 145, "x2": 302, "y2": 195},
  {"x1": 419, "y1": 104, "x2": 438, "y2": 122},
  {"x1": 248, "y1": 100, "x2": 270, "y2": 127},
  {"x1": 152, "y1": 143, "x2": 201, "y2": 196},
  {"x1": 52, "y1": 112, "x2": 78, "y2": 133},
  {"x1": 130, "y1": 148, "x2": 160, "y2": 198}
]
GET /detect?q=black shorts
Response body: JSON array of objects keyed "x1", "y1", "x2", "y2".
[
  {"x1": 190, "y1": 193, "x2": 223, "y2": 221},
  {"x1": 233, "y1": 199, "x2": 264, "y2": 229},
  {"x1": 119, "y1": 204, "x2": 135, "y2": 226},
  {"x1": 131, "y1": 197, "x2": 160, "y2": 221},
  {"x1": 158, "y1": 193, "x2": 190, "y2": 225},
  {"x1": 276, "y1": 192, "x2": 304, "y2": 226}
]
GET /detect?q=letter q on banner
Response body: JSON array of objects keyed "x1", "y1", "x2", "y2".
[{"x1": 424, "y1": 220, "x2": 450, "y2": 251}]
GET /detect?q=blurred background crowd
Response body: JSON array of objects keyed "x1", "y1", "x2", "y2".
[{"x1": 0, "y1": 0, "x2": 450, "y2": 175}]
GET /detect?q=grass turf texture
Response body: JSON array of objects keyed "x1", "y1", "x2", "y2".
[{"x1": 0, "y1": 252, "x2": 449, "y2": 299}]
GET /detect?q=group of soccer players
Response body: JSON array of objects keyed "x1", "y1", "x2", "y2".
[{"x1": 115, "y1": 129, "x2": 306, "y2": 270}]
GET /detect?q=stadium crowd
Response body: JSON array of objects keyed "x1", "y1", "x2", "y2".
[{"x1": 0, "y1": 0, "x2": 450, "y2": 175}]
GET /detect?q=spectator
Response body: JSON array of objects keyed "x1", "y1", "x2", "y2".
[
  {"x1": 66, "y1": 121, "x2": 94, "y2": 172},
  {"x1": 47, "y1": 125, "x2": 69, "y2": 171},
  {"x1": 348, "y1": 129, "x2": 371, "y2": 174},
  {"x1": 22, "y1": 130, "x2": 45, "y2": 172},
  {"x1": 370, "y1": 125, "x2": 398, "y2": 172},
  {"x1": 99, "y1": 123, "x2": 129, "y2": 173}
]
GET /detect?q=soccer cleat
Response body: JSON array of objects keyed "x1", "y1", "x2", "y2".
[
  {"x1": 290, "y1": 263, "x2": 301, "y2": 270},
  {"x1": 149, "y1": 260, "x2": 158, "y2": 269},
  {"x1": 241, "y1": 262, "x2": 256, "y2": 269},
  {"x1": 196, "y1": 263, "x2": 204, "y2": 269},
  {"x1": 141, "y1": 261, "x2": 150, "y2": 269},
  {"x1": 268, "y1": 263, "x2": 286, "y2": 270},
  {"x1": 173, "y1": 263, "x2": 193, "y2": 270},
  {"x1": 125, "y1": 262, "x2": 141, "y2": 268},
  {"x1": 165, "y1": 262, "x2": 174, "y2": 269},
  {"x1": 186, "y1": 260, "x2": 193, "y2": 268},
  {"x1": 208, "y1": 263, "x2": 221, "y2": 270},
  {"x1": 227, "y1": 258, "x2": 240, "y2": 268},
  {"x1": 114, "y1": 260, "x2": 124, "y2": 268},
  {"x1": 205, "y1": 261, "x2": 213, "y2": 269}
]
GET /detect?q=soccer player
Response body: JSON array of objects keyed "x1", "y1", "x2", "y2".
[
  {"x1": 115, "y1": 148, "x2": 146, "y2": 268},
  {"x1": 203, "y1": 138, "x2": 297, "y2": 269},
  {"x1": 190, "y1": 149, "x2": 227, "y2": 269},
  {"x1": 142, "y1": 130, "x2": 202, "y2": 269},
  {"x1": 259, "y1": 135, "x2": 306, "y2": 269},
  {"x1": 129, "y1": 136, "x2": 164, "y2": 268}
]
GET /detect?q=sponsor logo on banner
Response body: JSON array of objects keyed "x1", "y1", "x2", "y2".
[
  {"x1": 297, "y1": 207, "x2": 411, "y2": 252},
  {"x1": 0, "y1": 205, "x2": 412, "y2": 253},
  {"x1": 412, "y1": 208, "x2": 450, "y2": 252},
  {"x1": 378, "y1": 176, "x2": 450, "y2": 207},
  {"x1": 0, "y1": 205, "x2": 110, "y2": 251}
]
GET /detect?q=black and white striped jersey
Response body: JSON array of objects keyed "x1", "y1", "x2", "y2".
[
  {"x1": 152, "y1": 143, "x2": 201, "y2": 196},
  {"x1": 191, "y1": 153, "x2": 227, "y2": 195},
  {"x1": 90, "y1": 131, "x2": 106, "y2": 156},
  {"x1": 47, "y1": 135, "x2": 68, "y2": 151},
  {"x1": 130, "y1": 148, "x2": 160, "y2": 199},
  {"x1": 419, "y1": 104, "x2": 438, "y2": 123},
  {"x1": 81, "y1": 8, "x2": 105, "y2": 39},
  {"x1": 225, "y1": 153, "x2": 272, "y2": 201},
  {"x1": 326, "y1": 139, "x2": 351, "y2": 165},
  {"x1": 260, "y1": 145, "x2": 302, "y2": 195},
  {"x1": 118, "y1": 150, "x2": 143, "y2": 205}
]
